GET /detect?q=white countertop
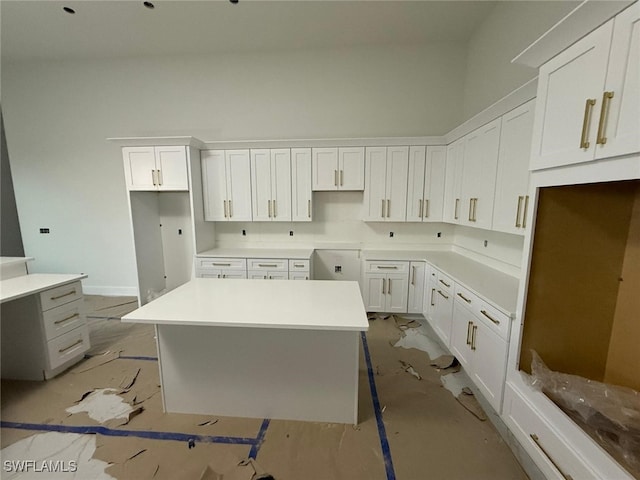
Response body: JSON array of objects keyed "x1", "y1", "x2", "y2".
[
  {"x1": 197, "y1": 248, "x2": 314, "y2": 259},
  {"x1": 0, "y1": 273, "x2": 87, "y2": 304},
  {"x1": 123, "y1": 278, "x2": 368, "y2": 331},
  {"x1": 362, "y1": 250, "x2": 519, "y2": 316}
]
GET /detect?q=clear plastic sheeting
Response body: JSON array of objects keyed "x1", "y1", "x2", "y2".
[{"x1": 529, "y1": 350, "x2": 640, "y2": 476}]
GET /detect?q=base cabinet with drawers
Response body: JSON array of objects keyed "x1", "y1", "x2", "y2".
[
  {"x1": 429, "y1": 269, "x2": 454, "y2": 347},
  {"x1": 195, "y1": 252, "x2": 313, "y2": 281},
  {"x1": 362, "y1": 261, "x2": 409, "y2": 313}
]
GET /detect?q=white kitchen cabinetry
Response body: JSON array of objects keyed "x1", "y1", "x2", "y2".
[
  {"x1": 291, "y1": 148, "x2": 313, "y2": 222},
  {"x1": 406, "y1": 146, "x2": 446, "y2": 222},
  {"x1": 202, "y1": 150, "x2": 253, "y2": 222},
  {"x1": 492, "y1": 100, "x2": 535, "y2": 235},
  {"x1": 430, "y1": 270, "x2": 454, "y2": 347},
  {"x1": 123, "y1": 146, "x2": 189, "y2": 191},
  {"x1": 250, "y1": 149, "x2": 292, "y2": 222},
  {"x1": 363, "y1": 146, "x2": 409, "y2": 222},
  {"x1": 195, "y1": 251, "x2": 313, "y2": 281},
  {"x1": 423, "y1": 265, "x2": 437, "y2": 319},
  {"x1": 531, "y1": 2, "x2": 639, "y2": 170},
  {"x1": 363, "y1": 261, "x2": 409, "y2": 313},
  {"x1": 196, "y1": 257, "x2": 247, "y2": 279},
  {"x1": 443, "y1": 138, "x2": 465, "y2": 224},
  {"x1": 460, "y1": 118, "x2": 502, "y2": 230},
  {"x1": 407, "y1": 261, "x2": 426, "y2": 314},
  {"x1": 288, "y1": 259, "x2": 311, "y2": 280},
  {"x1": 312, "y1": 147, "x2": 365, "y2": 191},
  {"x1": 247, "y1": 258, "x2": 289, "y2": 280}
]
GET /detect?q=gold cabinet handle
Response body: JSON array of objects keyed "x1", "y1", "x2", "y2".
[
  {"x1": 580, "y1": 98, "x2": 596, "y2": 149},
  {"x1": 50, "y1": 289, "x2": 76, "y2": 301},
  {"x1": 212, "y1": 262, "x2": 231, "y2": 266},
  {"x1": 468, "y1": 198, "x2": 473, "y2": 221},
  {"x1": 438, "y1": 279, "x2": 450, "y2": 288},
  {"x1": 308, "y1": 199, "x2": 311, "y2": 218},
  {"x1": 268, "y1": 199, "x2": 272, "y2": 218},
  {"x1": 471, "y1": 325, "x2": 477, "y2": 350},
  {"x1": 457, "y1": 292, "x2": 471, "y2": 304},
  {"x1": 515, "y1": 196, "x2": 524, "y2": 228},
  {"x1": 430, "y1": 288, "x2": 436, "y2": 306},
  {"x1": 151, "y1": 170, "x2": 157, "y2": 186},
  {"x1": 273, "y1": 199, "x2": 277, "y2": 218},
  {"x1": 334, "y1": 170, "x2": 338, "y2": 187},
  {"x1": 522, "y1": 195, "x2": 529, "y2": 229},
  {"x1": 530, "y1": 434, "x2": 574, "y2": 480},
  {"x1": 382, "y1": 278, "x2": 386, "y2": 295},
  {"x1": 381, "y1": 199, "x2": 385, "y2": 218},
  {"x1": 340, "y1": 169, "x2": 344, "y2": 186},
  {"x1": 411, "y1": 266, "x2": 416, "y2": 286},
  {"x1": 454, "y1": 198, "x2": 460, "y2": 220},
  {"x1": 222, "y1": 274, "x2": 226, "y2": 279},
  {"x1": 388, "y1": 278, "x2": 392, "y2": 294},
  {"x1": 472, "y1": 198, "x2": 478, "y2": 222},
  {"x1": 418, "y1": 199, "x2": 423, "y2": 218},
  {"x1": 466, "y1": 321, "x2": 473, "y2": 345},
  {"x1": 157, "y1": 169, "x2": 163, "y2": 186},
  {"x1": 229, "y1": 200, "x2": 233, "y2": 218},
  {"x1": 224, "y1": 200, "x2": 228, "y2": 218},
  {"x1": 258, "y1": 264, "x2": 278, "y2": 268},
  {"x1": 387, "y1": 199, "x2": 390, "y2": 217},
  {"x1": 293, "y1": 263, "x2": 304, "y2": 268},
  {"x1": 596, "y1": 91, "x2": 614, "y2": 145},
  {"x1": 480, "y1": 309, "x2": 500, "y2": 325},
  {"x1": 424, "y1": 199, "x2": 429, "y2": 218},
  {"x1": 54, "y1": 313, "x2": 79, "y2": 325},
  {"x1": 377, "y1": 265, "x2": 398, "y2": 270},
  {"x1": 59, "y1": 339, "x2": 83, "y2": 354},
  {"x1": 437, "y1": 290, "x2": 449, "y2": 300}
]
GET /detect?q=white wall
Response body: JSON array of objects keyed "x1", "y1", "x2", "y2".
[
  {"x1": 462, "y1": 1, "x2": 580, "y2": 120},
  {"x1": 2, "y1": 44, "x2": 466, "y2": 293}
]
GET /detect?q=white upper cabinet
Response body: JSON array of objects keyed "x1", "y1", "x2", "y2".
[
  {"x1": 291, "y1": 148, "x2": 313, "y2": 222},
  {"x1": 363, "y1": 146, "x2": 409, "y2": 222},
  {"x1": 251, "y1": 149, "x2": 292, "y2": 222},
  {"x1": 312, "y1": 147, "x2": 364, "y2": 191},
  {"x1": 407, "y1": 146, "x2": 446, "y2": 222},
  {"x1": 123, "y1": 146, "x2": 188, "y2": 191},
  {"x1": 531, "y1": 2, "x2": 639, "y2": 170},
  {"x1": 202, "y1": 149, "x2": 252, "y2": 222},
  {"x1": 443, "y1": 139, "x2": 464, "y2": 224},
  {"x1": 460, "y1": 118, "x2": 502, "y2": 230},
  {"x1": 492, "y1": 100, "x2": 535, "y2": 235}
]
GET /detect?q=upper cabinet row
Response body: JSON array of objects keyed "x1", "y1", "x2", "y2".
[
  {"x1": 531, "y1": 2, "x2": 639, "y2": 169},
  {"x1": 123, "y1": 146, "x2": 190, "y2": 191}
]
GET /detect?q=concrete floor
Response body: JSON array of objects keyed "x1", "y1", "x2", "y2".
[{"x1": 0, "y1": 295, "x2": 529, "y2": 479}]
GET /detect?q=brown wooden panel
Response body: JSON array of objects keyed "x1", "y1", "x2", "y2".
[{"x1": 520, "y1": 181, "x2": 637, "y2": 382}]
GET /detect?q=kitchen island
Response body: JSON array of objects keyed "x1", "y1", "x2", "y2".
[{"x1": 122, "y1": 278, "x2": 368, "y2": 424}]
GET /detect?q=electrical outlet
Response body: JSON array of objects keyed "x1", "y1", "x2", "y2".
[
  {"x1": 289, "y1": 231, "x2": 294, "y2": 236},
  {"x1": 242, "y1": 229, "x2": 246, "y2": 236},
  {"x1": 39, "y1": 228, "x2": 50, "y2": 234},
  {"x1": 437, "y1": 232, "x2": 442, "y2": 238},
  {"x1": 334, "y1": 265, "x2": 342, "y2": 273},
  {"x1": 389, "y1": 232, "x2": 394, "y2": 238},
  {"x1": 484, "y1": 240, "x2": 488, "y2": 247},
  {"x1": 178, "y1": 229, "x2": 182, "y2": 235}
]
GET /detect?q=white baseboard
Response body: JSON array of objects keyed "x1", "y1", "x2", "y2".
[{"x1": 82, "y1": 285, "x2": 138, "y2": 297}]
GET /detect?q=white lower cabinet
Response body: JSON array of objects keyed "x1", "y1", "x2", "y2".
[
  {"x1": 196, "y1": 257, "x2": 247, "y2": 279},
  {"x1": 195, "y1": 254, "x2": 312, "y2": 280},
  {"x1": 363, "y1": 261, "x2": 409, "y2": 313}
]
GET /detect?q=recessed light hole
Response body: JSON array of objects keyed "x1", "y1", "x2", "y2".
[{"x1": 63, "y1": 6, "x2": 75, "y2": 14}]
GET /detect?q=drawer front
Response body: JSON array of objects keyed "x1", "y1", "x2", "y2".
[
  {"x1": 454, "y1": 283, "x2": 476, "y2": 310},
  {"x1": 42, "y1": 299, "x2": 86, "y2": 341},
  {"x1": 288, "y1": 259, "x2": 310, "y2": 271},
  {"x1": 503, "y1": 383, "x2": 597, "y2": 480},
  {"x1": 248, "y1": 270, "x2": 289, "y2": 280},
  {"x1": 197, "y1": 269, "x2": 247, "y2": 279},
  {"x1": 247, "y1": 258, "x2": 288, "y2": 272},
  {"x1": 289, "y1": 272, "x2": 310, "y2": 280},
  {"x1": 40, "y1": 281, "x2": 83, "y2": 312},
  {"x1": 436, "y1": 270, "x2": 453, "y2": 292},
  {"x1": 365, "y1": 261, "x2": 409, "y2": 274},
  {"x1": 197, "y1": 258, "x2": 246, "y2": 270},
  {"x1": 475, "y1": 298, "x2": 510, "y2": 341},
  {"x1": 47, "y1": 325, "x2": 90, "y2": 371}
]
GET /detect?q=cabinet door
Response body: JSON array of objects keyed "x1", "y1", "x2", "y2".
[
  {"x1": 312, "y1": 148, "x2": 338, "y2": 191},
  {"x1": 291, "y1": 148, "x2": 312, "y2": 222},
  {"x1": 386, "y1": 274, "x2": 408, "y2": 313},
  {"x1": 424, "y1": 277, "x2": 437, "y2": 321},
  {"x1": 248, "y1": 271, "x2": 269, "y2": 279},
  {"x1": 385, "y1": 147, "x2": 409, "y2": 222},
  {"x1": 271, "y1": 149, "x2": 292, "y2": 222},
  {"x1": 363, "y1": 147, "x2": 388, "y2": 221},
  {"x1": 364, "y1": 274, "x2": 386, "y2": 312},
  {"x1": 338, "y1": 147, "x2": 365, "y2": 190},
  {"x1": 530, "y1": 20, "x2": 613, "y2": 170},
  {"x1": 289, "y1": 272, "x2": 310, "y2": 280},
  {"x1": 201, "y1": 150, "x2": 228, "y2": 221},
  {"x1": 407, "y1": 262, "x2": 426, "y2": 314},
  {"x1": 493, "y1": 101, "x2": 535, "y2": 235},
  {"x1": 406, "y1": 146, "x2": 426, "y2": 222},
  {"x1": 155, "y1": 146, "x2": 188, "y2": 191},
  {"x1": 222, "y1": 271, "x2": 247, "y2": 279},
  {"x1": 267, "y1": 271, "x2": 289, "y2": 280},
  {"x1": 443, "y1": 139, "x2": 464, "y2": 224},
  {"x1": 250, "y1": 149, "x2": 272, "y2": 222},
  {"x1": 472, "y1": 319, "x2": 508, "y2": 412},
  {"x1": 450, "y1": 303, "x2": 474, "y2": 371},
  {"x1": 424, "y1": 146, "x2": 446, "y2": 222},
  {"x1": 597, "y1": 2, "x2": 640, "y2": 159},
  {"x1": 123, "y1": 147, "x2": 156, "y2": 190},
  {"x1": 432, "y1": 287, "x2": 453, "y2": 347},
  {"x1": 226, "y1": 150, "x2": 252, "y2": 222}
]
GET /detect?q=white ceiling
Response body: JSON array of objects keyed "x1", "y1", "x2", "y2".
[{"x1": 1, "y1": 1, "x2": 499, "y2": 61}]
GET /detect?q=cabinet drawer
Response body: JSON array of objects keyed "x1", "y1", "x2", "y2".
[
  {"x1": 288, "y1": 259, "x2": 310, "y2": 271},
  {"x1": 453, "y1": 284, "x2": 510, "y2": 340},
  {"x1": 40, "y1": 281, "x2": 83, "y2": 312},
  {"x1": 454, "y1": 283, "x2": 476, "y2": 309},
  {"x1": 47, "y1": 325, "x2": 90, "y2": 371},
  {"x1": 247, "y1": 258, "x2": 288, "y2": 272},
  {"x1": 42, "y1": 299, "x2": 86, "y2": 341},
  {"x1": 289, "y1": 272, "x2": 310, "y2": 280},
  {"x1": 436, "y1": 270, "x2": 453, "y2": 292},
  {"x1": 197, "y1": 258, "x2": 246, "y2": 270},
  {"x1": 365, "y1": 261, "x2": 409, "y2": 273}
]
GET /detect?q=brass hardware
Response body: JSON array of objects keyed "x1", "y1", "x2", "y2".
[
  {"x1": 50, "y1": 290, "x2": 76, "y2": 301},
  {"x1": 268, "y1": 200, "x2": 272, "y2": 218},
  {"x1": 308, "y1": 199, "x2": 311, "y2": 218},
  {"x1": 387, "y1": 199, "x2": 390, "y2": 217},
  {"x1": 515, "y1": 196, "x2": 524, "y2": 228},
  {"x1": 381, "y1": 199, "x2": 385, "y2": 218},
  {"x1": 382, "y1": 278, "x2": 386, "y2": 295},
  {"x1": 437, "y1": 290, "x2": 449, "y2": 300},
  {"x1": 217, "y1": 274, "x2": 221, "y2": 278},
  {"x1": 334, "y1": 170, "x2": 338, "y2": 187},
  {"x1": 596, "y1": 91, "x2": 614, "y2": 145},
  {"x1": 258, "y1": 264, "x2": 278, "y2": 268},
  {"x1": 480, "y1": 309, "x2": 500, "y2": 325},
  {"x1": 212, "y1": 263, "x2": 231, "y2": 266},
  {"x1": 54, "y1": 313, "x2": 79, "y2": 325},
  {"x1": 471, "y1": 198, "x2": 478, "y2": 222},
  {"x1": 157, "y1": 169, "x2": 163, "y2": 186},
  {"x1": 151, "y1": 170, "x2": 157, "y2": 186},
  {"x1": 522, "y1": 195, "x2": 529, "y2": 229},
  {"x1": 222, "y1": 274, "x2": 226, "y2": 278},
  {"x1": 59, "y1": 339, "x2": 83, "y2": 354},
  {"x1": 580, "y1": 98, "x2": 596, "y2": 149},
  {"x1": 273, "y1": 200, "x2": 277, "y2": 218},
  {"x1": 430, "y1": 288, "x2": 436, "y2": 306},
  {"x1": 468, "y1": 198, "x2": 473, "y2": 221},
  {"x1": 530, "y1": 434, "x2": 574, "y2": 480},
  {"x1": 419, "y1": 199, "x2": 423, "y2": 218},
  {"x1": 229, "y1": 200, "x2": 233, "y2": 217},
  {"x1": 340, "y1": 170, "x2": 344, "y2": 186},
  {"x1": 438, "y1": 279, "x2": 450, "y2": 288},
  {"x1": 294, "y1": 263, "x2": 304, "y2": 268},
  {"x1": 466, "y1": 321, "x2": 473, "y2": 345},
  {"x1": 377, "y1": 265, "x2": 399, "y2": 269},
  {"x1": 454, "y1": 198, "x2": 459, "y2": 220},
  {"x1": 471, "y1": 325, "x2": 477, "y2": 350},
  {"x1": 224, "y1": 200, "x2": 228, "y2": 218},
  {"x1": 457, "y1": 292, "x2": 471, "y2": 304},
  {"x1": 411, "y1": 266, "x2": 416, "y2": 286},
  {"x1": 424, "y1": 199, "x2": 429, "y2": 218},
  {"x1": 388, "y1": 278, "x2": 392, "y2": 294}
]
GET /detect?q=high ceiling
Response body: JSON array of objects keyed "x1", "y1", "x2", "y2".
[{"x1": 1, "y1": 1, "x2": 498, "y2": 61}]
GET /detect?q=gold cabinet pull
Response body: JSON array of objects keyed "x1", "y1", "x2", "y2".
[
  {"x1": 424, "y1": 199, "x2": 429, "y2": 218},
  {"x1": 468, "y1": 198, "x2": 473, "y2": 221},
  {"x1": 522, "y1": 195, "x2": 529, "y2": 229},
  {"x1": 273, "y1": 199, "x2": 277, "y2": 218},
  {"x1": 268, "y1": 200, "x2": 272, "y2": 218},
  {"x1": 411, "y1": 266, "x2": 416, "y2": 285},
  {"x1": 454, "y1": 198, "x2": 459, "y2": 220},
  {"x1": 157, "y1": 169, "x2": 163, "y2": 186},
  {"x1": 54, "y1": 313, "x2": 79, "y2": 325},
  {"x1": 382, "y1": 278, "x2": 386, "y2": 295},
  {"x1": 59, "y1": 339, "x2": 83, "y2": 354},
  {"x1": 151, "y1": 170, "x2": 157, "y2": 186},
  {"x1": 457, "y1": 292, "x2": 471, "y2": 304},
  {"x1": 387, "y1": 278, "x2": 392, "y2": 294},
  {"x1": 387, "y1": 199, "x2": 390, "y2": 217},
  {"x1": 580, "y1": 98, "x2": 596, "y2": 149},
  {"x1": 530, "y1": 434, "x2": 574, "y2": 480},
  {"x1": 596, "y1": 91, "x2": 614, "y2": 145},
  {"x1": 472, "y1": 198, "x2": 478, "y2": 222},
  {"x1": 437, "y1": 290, "x2": 449, "y2": 300},
  {"x1": 480, "y1": 309, "x2": 500, "y2": 325},
  {"x1": 381, "y1": 199, "x2": 385, "y2": 218},
  {"x1": 419, "y1": 199, "x2": 423, "y2": 218},
  {"x1": 50, "y1": 289, "x2": 76, "y2": 301},
  {"x1": 258, "y1": 264, "x2": 278, "y2": 268},
  {"x1": 340, "y1": 169, "x2": 344, "y2": 186},
  {"x1": 212, "y1": 262, "x2": 231, "y2": 266},
  {"x1": 334, "y1": 170, "x2": 338, "y2": 187},
  {"x1": 308, "y1": 199, "x2": 311, "y2": 218},
  {"x1": 377, "y1": 265, "x2": 398, "y2": 270},
  {"x1": 293, "y1": 263, "x2": 304, "y2": 268},
  {"x1": 430, "y1": 288, "x2": 436, "y2": 306},
  {"x1": 471, "y1": 325, "x2": 477, "y2": 350},
  {"x1": 229, "y1": 200, "x2": 233, "y2": 218},
  {"x1": 224, "y1": 200, "x2": 228, "y2": 218},
  {"x1": 438, "y1": 278, "x2": 450, "y2": 288},
  {"x1": 466, "y1": 321, "x2": 473, "y2": 345},
  {"x1": 515, "y1": 196, "x2": 524, "y2": 227}
]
